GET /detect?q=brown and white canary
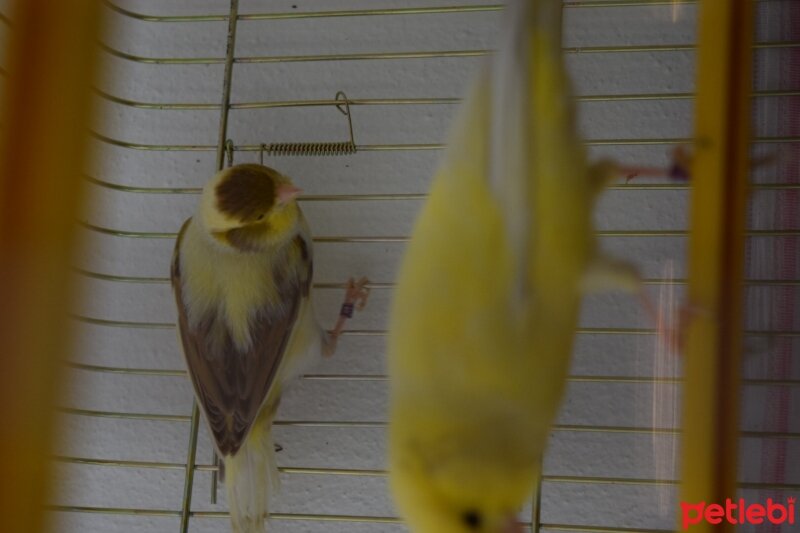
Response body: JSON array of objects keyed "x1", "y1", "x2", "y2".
[{"x1": 171, "y1": 164, "x2": 369, "y2": 532}]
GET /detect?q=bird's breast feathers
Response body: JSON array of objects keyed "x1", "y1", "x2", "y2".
[{"x1": 179, "y1": 218, "x2": 299, "y2": 350}]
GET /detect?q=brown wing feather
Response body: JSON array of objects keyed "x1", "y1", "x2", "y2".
[{"x1": 171, "y1": 219, "x2": 313, "y2": 456}]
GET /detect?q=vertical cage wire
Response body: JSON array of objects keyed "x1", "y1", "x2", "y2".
[{"x1": 5, "y1": 1, "x2": 792, "y2": 532}]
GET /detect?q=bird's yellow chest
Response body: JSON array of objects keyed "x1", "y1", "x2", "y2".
[{"x1": 180, "y1": 221, "x2": 278, "y2": 347}]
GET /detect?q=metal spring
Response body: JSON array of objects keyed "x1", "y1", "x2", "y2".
[
  {"x1": 261, "y1": 140, "x2": 357, "y2": 157},
  {"x1": 258, "y1": 90, "x2": 356, "y2": 162}
]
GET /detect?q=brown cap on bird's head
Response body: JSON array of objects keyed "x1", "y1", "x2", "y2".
[{"x1": 199, "y1": 164, "x2": 302, "y2": 234}]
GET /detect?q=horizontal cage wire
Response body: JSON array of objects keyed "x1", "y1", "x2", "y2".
[{"x1": 0, "y1": 0, "x2": 789, "y2": 532}]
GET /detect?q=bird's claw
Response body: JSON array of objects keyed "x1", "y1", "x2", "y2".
[{"x1": 346, "y1": 276, "x2": 371, "y2": 311}]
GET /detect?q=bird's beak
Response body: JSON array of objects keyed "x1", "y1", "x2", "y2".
[
  {"x1": 276, "y1": 183, "x2": 303, "y2": 205},
  {"x1": 502, "y1": 516, "x2": 523, "y2": 533}
]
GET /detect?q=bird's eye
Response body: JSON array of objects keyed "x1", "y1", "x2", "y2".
[
  {"x1": 256, "y1": 213, "x2": 265, "y2": 221},
  {"x1": 461, "y1": 510, "x2": 482, "y2": 530}
]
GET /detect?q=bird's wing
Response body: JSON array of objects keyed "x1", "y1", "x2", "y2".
[{"x1": 171, "y1": 218, "x2": 313, "y2": 456}]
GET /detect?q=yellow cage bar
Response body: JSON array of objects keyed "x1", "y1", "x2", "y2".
[
  {"x1": 0, "y1": 2, "x2": 101, "y2": 533},
  {"x1": 680, "y1": 0, "x2": 754, "y2": 531}
]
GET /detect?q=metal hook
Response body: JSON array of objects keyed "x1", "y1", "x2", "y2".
[
  {"x1": 335, "y1": 91, "x2": 355, "y2": 149},
  {"x1": 257, "y1": 91, "x2": 356, "y2": 159},
  {"x1": 225, "y1": 139, "x2": 234, "y2": 167}
]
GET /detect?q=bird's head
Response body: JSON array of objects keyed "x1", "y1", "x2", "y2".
[
  {"x1": 391, "y1": 423, "x2": 532, "y2": 533},
  {"x1": 199, "y1": 164, "x2": 303, "y2": 251}
]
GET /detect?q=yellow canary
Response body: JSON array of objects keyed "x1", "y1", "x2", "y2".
[
  {"x1": 171, "y1": 164, "x2": 368, "y2": 532},
  {"x1": 388, "y1": 2, "x2": 638, "y2": 532}
]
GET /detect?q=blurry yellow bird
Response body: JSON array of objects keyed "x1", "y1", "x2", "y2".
[
  {"x1": 171, "y1": 164, "x2": 368, "y2": 532},
  {"x1": 388, "y1": 1, "x2": 639, "y2": 532}
]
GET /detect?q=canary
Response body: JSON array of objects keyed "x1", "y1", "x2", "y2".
[
  {"x1": 388, "y1": 1, "x2": 639, "y2": 532},
  {"x1": 171, "y1": 164, "x2": 369, "y2": 532}
]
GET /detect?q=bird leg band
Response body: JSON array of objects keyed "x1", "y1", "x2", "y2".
[{"x1": 340, "y1": 302, "x2": 355, "y2": 318}]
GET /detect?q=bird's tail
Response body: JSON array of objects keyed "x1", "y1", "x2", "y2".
[
  {"x1": 487, "y1": 0, "x2": 578, "y2": 306},
  {"x1": 224, "y1": 414, "x2": 280, "y2": 533}
]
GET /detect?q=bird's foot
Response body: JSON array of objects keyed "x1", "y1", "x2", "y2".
[
  {"x1": 325, "y1": 277, "x2": 371, "y2": 357},
  {"x1": 344, "y1": 276, "x2": 371, "y2": 313},
  {"x1": 619, "y1": 145, "x2": 693, "y2": 183},
  {"x1": 671, "y1": 301, "x2": 712, "y2": 354}
]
